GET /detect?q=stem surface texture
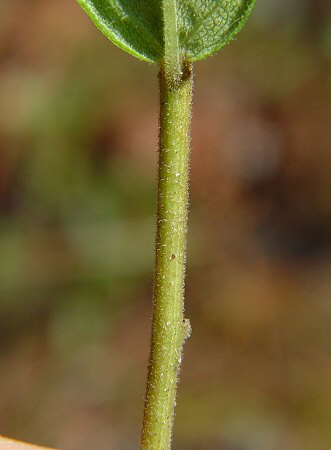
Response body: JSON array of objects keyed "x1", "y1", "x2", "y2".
[{"x1": 141, "y1": 67, "x2": 193, "y2": 450}]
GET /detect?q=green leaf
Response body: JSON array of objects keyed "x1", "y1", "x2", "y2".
[
  {"x1": 77, "y1": 0, "x2": 256, "y2": 63},
  {"x1": 77, "y1": 0, "x2": 164, "y2": 63},
  {"x1": 178, "y1": 0, "x2": 257, "y2": 61}
]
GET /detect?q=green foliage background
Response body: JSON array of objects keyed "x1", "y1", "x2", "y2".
[{"x1": 0, "y1": 1, "x2": 331, "y2": 449}]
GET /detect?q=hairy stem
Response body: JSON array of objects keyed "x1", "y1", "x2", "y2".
[{"x1": 140, "y1": 66, "x2": 193, "y2": 450}]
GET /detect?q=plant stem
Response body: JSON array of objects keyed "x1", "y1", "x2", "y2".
[
  {"x1": 163, "y1": 0, "x2": 181, "y2": 85},
  {"x1": 140, "y1": 66, "x2": 193, "y2": 450}
]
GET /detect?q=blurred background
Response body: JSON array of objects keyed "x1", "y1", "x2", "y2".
[{"x1": 1, "y1": 1, "x2": 331, "y2": 449}]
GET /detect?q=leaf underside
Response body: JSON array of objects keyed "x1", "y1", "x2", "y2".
[{"x1": 77, "y1": 0, "x2": 256, "y2": 63}]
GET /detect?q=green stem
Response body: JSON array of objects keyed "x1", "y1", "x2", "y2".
[
  {"x1": 140, "y1": 66, "x2": 193, "y2": 450},
  {"x1": 163, "y1": 0, "x2": 181, "y2": 86}
]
